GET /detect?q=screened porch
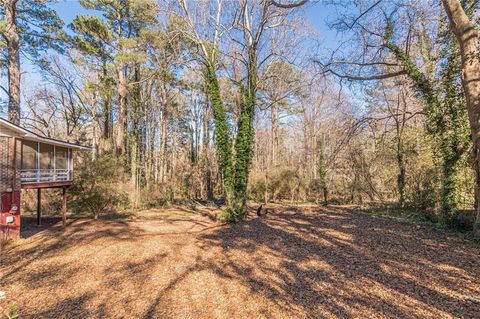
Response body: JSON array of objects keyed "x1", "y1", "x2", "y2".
[{"x1": 20, "y1": 140, "x2": 73, "y2": 185}]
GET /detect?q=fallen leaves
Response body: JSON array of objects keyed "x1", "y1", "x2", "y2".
[{"x1": 0, "y1": 205, "x2": 479, "y2": 318}]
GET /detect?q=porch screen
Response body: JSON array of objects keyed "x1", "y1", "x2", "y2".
[
  {"x1": 1, "y1": 137, "x2": 11, "y2": 190},
  {"x1": 55, "y1": 146, "x2": 68, "y2": 169},
  {"x1": 40, "y1": 143, "x2": 54, "y2": 169},
  {"x1": 21, "y1": 140, "x2": 38, "y2": 169}
]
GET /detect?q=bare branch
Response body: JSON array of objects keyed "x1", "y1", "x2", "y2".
[
  {"x1": 316, "y1": 60, "x2": 407, "y2": 81},
  {"x1": 270, "y1": 0, "x2": 309, "y2": 9}
]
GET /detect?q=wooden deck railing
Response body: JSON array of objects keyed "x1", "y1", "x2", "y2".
[{"x1": 20, "y1": 169, "x2": 73, "y2": 184}]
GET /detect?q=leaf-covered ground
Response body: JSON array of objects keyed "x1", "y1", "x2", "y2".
[{"x1": 1, "y1": 205, "x2": 479, "y2": 318}]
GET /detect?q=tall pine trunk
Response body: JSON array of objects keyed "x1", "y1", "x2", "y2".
[
  {"x1": 101, "y1": 60, "x2": 112, "y2": 154},
  {"x1": 159, "y1": 82, "x2": 169, "y2": 184},
  {"x1": 131, "y1": 64, "x2": 142, "y2": 207},
  {"x1": 5, "y1": 0, "x2": 20, "y2": 125},
  {"x1": 148, "y1": 110, "x2": 157, "y2": 187},
  {"x1": 91, "y1": 90, "x2": 99, "y2": 159},
  {"x1": 115, "y1": 65, "x2": 127, "y2": 155},
  {"x1": 442, "y1": 0, "x2": 480, "y2": 237}
]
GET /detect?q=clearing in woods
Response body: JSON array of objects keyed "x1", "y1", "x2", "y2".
[{"x1": 0, "y1": 205, "x2": 479, "y2": 318}]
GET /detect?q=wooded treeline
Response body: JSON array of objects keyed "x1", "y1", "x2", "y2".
[{"x1": 0, "y1": 0, "x2": 479, "y2": 234}]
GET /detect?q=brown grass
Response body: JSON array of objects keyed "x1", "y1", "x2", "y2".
[{"x1": 1, "y1": 204, "x2": 479, "y2": 318}]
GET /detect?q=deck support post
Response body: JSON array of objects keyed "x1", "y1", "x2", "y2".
[
  {"x1": 61, "y1": 186, "x2": 67, "y2": 227},
  {"x1": 37, "y1": 188, "x2": 41, "y2": 226}
]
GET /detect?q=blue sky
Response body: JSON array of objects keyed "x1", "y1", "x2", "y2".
[
  {"x1": 52, "y1": 0, "x2": 101, "y2": 26},
  {"x1": 306, "y1": 1, "x2": 341, "y2": 48},
  {"x1": 1, "y1": 0, "x2": 342, "y2": 117},
  {"x1": 50, "y1": 0, "x2": 341, "y2": 46}
]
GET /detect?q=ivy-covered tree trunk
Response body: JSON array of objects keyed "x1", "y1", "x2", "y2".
[
  {"x1": 386, "y1": 35, "x2": 468, "y2": 225},
  {"x1": 441, "y1": 0, "x2": 480, "y2": 237},
  {"x1": 396, "y1": 137, "x2": 406, "y2": 207},
  {"x1": 205, "y1": 64, "x2": 234, "y2": 205},
  {"x1": 203, "y1": 87, "x2": 214, "y2": 200},
  {"x1": 474, "y1": 154, "x2": 480, "y2": 238},
  {"x1": 203, "y1": 56, "x2": 257, "y2": 220},
  {"x1": 232, "y1": 49, "x2": 258, "y2": 219},
  {"x1": 317, "y1": 136, "x2": 329, "y2": 206},
  {"x1": 233, "y1": 85, "x2": 256, "y2": 216},
  {"x1": 438, "y1": 49, "x2": 468, "y2": 226},
  {"x1": 441, "y1": 152, "x2": 461, "y2": 225}
]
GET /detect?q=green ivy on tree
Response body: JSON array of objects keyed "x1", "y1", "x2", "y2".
[{"x1": 385, "y1": 19, "x2": 471, "y2": 226}]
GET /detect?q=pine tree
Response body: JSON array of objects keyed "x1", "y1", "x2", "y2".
[
  {"x1": 71, "y1": 0, "x2": 157, "y2": 155},
  {"x1": 0, "y1": 0, "x2": 66, "y2": 124}
]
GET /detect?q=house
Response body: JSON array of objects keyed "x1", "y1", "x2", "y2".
[{"x1": 0, "y1": 117, "x2": 90, "y2": 240}]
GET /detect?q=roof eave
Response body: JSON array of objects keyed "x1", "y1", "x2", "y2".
[{"x1": 0, "y1": 117, "x2": 92, "y2": 150}]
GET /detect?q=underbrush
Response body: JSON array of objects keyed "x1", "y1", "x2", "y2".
[
  {"x1": 354, "y1": 202, "x2": 478, "y2": 242},
  {"x1": 70, "y1": 154, "x2": 129, "y2": 219}
]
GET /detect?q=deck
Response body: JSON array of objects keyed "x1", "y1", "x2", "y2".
[{"x1": 20, "y1": 169, "x2": 73, "y2": 188}]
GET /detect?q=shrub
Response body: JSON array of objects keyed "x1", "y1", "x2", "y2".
[
  {"x1": 451, "y1": 210, "x2": 475, "y2": 231},
  {"x1": 248, "y1": 173, "x2": 267, "y2": 202},
  {"x1": 138, "y1": 185, "x2": 171, "y2": 208},
  {"x1": 406, "y1": 167, "x2": 439, "y2": 221},
  {"x1": 219, "y1": 201, "x2": 247, "y2": 223},
  {"x1": 248, "y1": 169, "x2": 306, "y2": 203},
  {"x1": 309, "y1": 178, "x2": 328, "y2": 205},
  {"x1": 70, "y1": 154, "x2": 128, "y2": 219}
]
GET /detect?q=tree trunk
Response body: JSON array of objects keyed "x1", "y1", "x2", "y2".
[
  {"x1": 159, "y1": 110, "x2": 168, "y2": 184},
  {"x1": 205, "y1": 64, "x2": 234, "y2": 205},
  {"x1": 159, "y1": 83, "x2": 169, "y2": 184},
  {"x1": 148, "y1": 112, "x2": 156, "y2": 186},
  {"x1": 396, "y1": 138, "x2": 406, "y2": 207},
  {"x1": 203, "y1": 88, "x2": 214, "y2": 200},
  {"x1": 442, "y1": 0, "x2": 480, "y2": 237},
  {"x1": 92, "y1": 91, "x2": 99, "y2": 160},
  {"x1": 115, "y1": 65, "x2": 127, "y2": 155},
  {"x1": 442, "y1": 157, "x2": 459, "y2": 225},
  {"x1": 131, "y1": 64, "x2": 142, "y2": 201},
  {"x1": 271, "y1": 104, "x2": 278, "y2": 167},
  {"x1": 101, "y1": 60, "x2": 112, "y2": 153},
  {"x1": 264, "y1": 170, "x2": 269, "y2": 203},
  {"x1": 323, "y1": 186, "x2": 328, "y2": 206},
  {"x1": 4, "y1": 0, "x2": 20, "y2": 125},
  {"x1": 317, "y1": 135, "x2": 328, "y2": 205},
  {"x1": 233, "y1": 76, "x2": 256, "y2": 216},
  {"x1": 231, "y1": 44, "x2": 259, "y2": 219}
]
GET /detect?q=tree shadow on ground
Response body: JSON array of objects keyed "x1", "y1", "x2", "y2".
[
  {"x1": 20, "y1": 216, "x2": 64, "y2": 238},
  {"x1": 2, "y1": 206, "x2": 479, "y2": 318},
  {"x1": 1, "y1": 218, "x2": 144, "y2": 282},
  {"x1": 23, "y1": 293, "x2": 107, "y2": 319},
  {"x1": 197, "y1": 206, "x2": 480, "y2": 318}
]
